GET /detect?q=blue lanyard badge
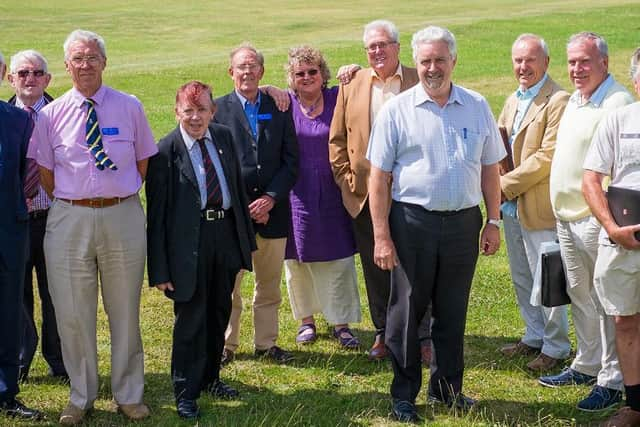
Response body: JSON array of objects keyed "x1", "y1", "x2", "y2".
[{"x1": 257, "y1": 113, "x2": 272, "y2": 122}]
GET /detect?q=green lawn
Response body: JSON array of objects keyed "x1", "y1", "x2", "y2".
[{"x1": 2, "y1": 1, "x2": 639, "y2": 425}]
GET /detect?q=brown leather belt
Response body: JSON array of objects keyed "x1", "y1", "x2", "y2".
[{"x1": 57, "y1": 194, "x2": 134, "y2": 208}]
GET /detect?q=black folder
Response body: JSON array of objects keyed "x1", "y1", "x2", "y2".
[{"x1": 607, "y1": 185, "x2": 640, "y2": 240}]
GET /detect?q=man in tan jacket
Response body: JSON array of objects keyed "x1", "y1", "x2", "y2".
[
  {"x1": 330, "y1": 20, "x2": 432, "y2": 361},
  {"x1": 497, "y1": 33, "x2": 571, "y2": 371}
]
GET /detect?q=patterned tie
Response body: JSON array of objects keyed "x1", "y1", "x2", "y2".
[
  {"x1": 196, "y1": 138, "x2": 222, "y2": 208},
  {"x1": 85, "y1": 99, "x2": 117, "y2": 170},
  {"x1": 23, "y1": 106, "x2": 40, "y2": 199}
]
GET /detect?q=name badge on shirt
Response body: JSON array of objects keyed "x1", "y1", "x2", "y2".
[
  {"x1": 102, "y1": 127, "x2": 119, "y2": 136},
  {"x1": 257, "y1": 113, "x2": 272, "y2": 122}
]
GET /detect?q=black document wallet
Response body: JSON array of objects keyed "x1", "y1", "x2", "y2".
[
  {"x1": 607, "y1": 185, "x2": 640, "y2": 240},
  {"x1": 540, "y1": 249, "x2": 570, "y2": 308}
]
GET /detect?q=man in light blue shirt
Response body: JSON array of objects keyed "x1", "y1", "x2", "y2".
[{"x1": 367, "y1": 25, "x2": 504, "y2": 422}]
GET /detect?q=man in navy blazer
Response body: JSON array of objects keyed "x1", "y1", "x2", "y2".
[
  {"x1": 0, "y1": 51, "x2": 42, "y2": 420},
  {"x1": 214, "y1": 43, "x2": 298, "y2": 364},
  {"x1": 146, "y1": 81, "x2": 256, "y2": 419}
]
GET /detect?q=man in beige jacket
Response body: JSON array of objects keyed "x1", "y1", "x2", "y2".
[
  {"x1": 498, "y1": 33, "x2": 571, "y2": 371},
  {"x1": 330, "y1": 20, "x2": 433, "y2": 361}
]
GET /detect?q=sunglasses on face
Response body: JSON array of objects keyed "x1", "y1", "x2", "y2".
[
  {"x1": 15, "y1": 69, "x2": 46, "y2": 78},
  {"x1": 294, "y1": 69, "x2": 319, "y2": 78}
]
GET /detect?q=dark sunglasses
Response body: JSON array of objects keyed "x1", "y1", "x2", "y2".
[
  {"x1": 294, "y1": 69, "x2": 319, "y2": 78},
  {"x1": 16, "y1": 70, "x2": 46, "y2": 78}
]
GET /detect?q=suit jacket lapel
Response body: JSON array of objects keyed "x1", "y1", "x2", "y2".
[{"x1": 172, "y1": 129, "x2": 199, "y2": 191}]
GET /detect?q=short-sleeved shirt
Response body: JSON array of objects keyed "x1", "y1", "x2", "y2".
[
  {"x1": 584, "y1": 101, "x2": 640, "y2": 243},
  {"x1": 30, "y1": 85, "x2": 158, "y2": 199},
  {"x1": 367, "y1": 82, "x2": 505, "y2": 211}
]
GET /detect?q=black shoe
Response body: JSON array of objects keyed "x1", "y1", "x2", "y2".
[
  {"x1": 255, "y1": 345, "x2": 294, "y2": 363},
  {"x1": 428, "y1": 392, "x2": 476, "y2": 411},
  {"x1": 0, "y1": 398, "x2": 44, "y2": 420},
  {"x1": 206, "y1": 379, "x2": 240, "y2": 399},
  {"x1": 391, "y1": 399, "x2": 418, "y2": 423},
  {"x1": 176, "y1": 398, "x2": 199, "y2": 419}
]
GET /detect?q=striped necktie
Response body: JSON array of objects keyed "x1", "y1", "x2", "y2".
[
  {"x1": 85, "y1": 99, "x2": 117, "y2": 170},
  {"x1": 196, "y1": 137, "x2": 222, "y2": 208}
]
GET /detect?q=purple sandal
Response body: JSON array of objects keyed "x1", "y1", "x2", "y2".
[
  {"x1": 333, "y1": 327, "x2": 360, "y2": 349},
  {"x1": 296, "y1": 323, "x2": 317, "y2": 344}
]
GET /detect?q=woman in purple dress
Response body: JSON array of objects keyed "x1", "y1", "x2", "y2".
[{"x1": 284, "y1": 46, "x2": 361, "y2": 348}]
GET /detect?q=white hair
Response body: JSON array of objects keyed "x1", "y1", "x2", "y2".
[
  {"x1": 567, "y1": 31, "x2": 608, "y2": 58},
  {"x1": 411, "y1": 26, "x2": 457, "y2": 62},
  {"x1": 10, "y1": 49, "x2": 49, "y2": 73},
  {"x1": 363, "y1": 20, "x2": 399, "y2": 45},
  {"x1": 63, "y1": 29, "x2": 106, "y2": 59},
  {"x1": 512, "y1": 33, "x2": 549, "y2": 58}
]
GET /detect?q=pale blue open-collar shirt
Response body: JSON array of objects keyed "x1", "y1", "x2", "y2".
[
  {"x1": 179, "y1": 125, "x2": 231, "y2": 209},
  {"x1": 501, "y1": 73, "x2": 548, "y2": 218},
  {"x1": 367, "y1": 82, "x2": 506, "y2": 211}
]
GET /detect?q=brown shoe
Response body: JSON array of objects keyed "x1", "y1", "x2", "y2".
[
  {"x1": 221, "y1": 348, "x2": 235, "y2": 366},
  {"x1": 118, "y1": 403, "x2": 150, "y2": 421},
  {"x1": 59, "y1": 402, "x2": 88, "y2": 426},
  {"x1": 368, "y1": 337, "x2": 388, "y2": 361},
  {"x1": 602, "y1": 406, "x2": 640, "y2": 427},
  {"x1": 421, "y1": 342, "x2": 432, "y2": 366},
  {"x1": 500, "y1": 341, "x2": 541, "y2": 357},
  {"x1": 526, "y1": 353, "x2": 560, "y2": 371}
]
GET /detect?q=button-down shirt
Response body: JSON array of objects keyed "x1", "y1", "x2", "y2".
[
  {"x1": 235, "y1": 90, "x2": 261, "y2": 141},
  {"x1": 501, "y1": 74, "x2": 549, "y2": 218},
  {"x1": 30, "y1": 85, "x2": 158, "y2": 199},
  {"x1": 367, "y1": 83, "x2": 505, "y2": 211},
  {"x1": 17, "y1": 96, "x2": 50, "y2": 212},
  {"x1": 370, "y1": 62, "x2": 403, "y2": 124},
  {"x1": 179, "y1": 126, "x2": 232, "y2": 210}
]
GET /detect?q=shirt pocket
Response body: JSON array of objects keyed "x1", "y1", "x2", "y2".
[
  {"x1": 101, "y1": 126, "x2": 136, "y2": 168},
  {"x1": 458, "y1": 128, "x2": 483, "y2": 163}
]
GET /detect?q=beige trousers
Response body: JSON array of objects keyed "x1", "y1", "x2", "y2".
[
  {"x1": 225, "y1": 235, "x2": 286, "y2": 351},
  {"x1": 285, "y1": 256, "x2": 361, "y2": 324},
  {"x1": 44, "y1": 197, "x2": 146, "y2": 409}
]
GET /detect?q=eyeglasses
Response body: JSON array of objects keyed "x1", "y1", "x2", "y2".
[
  {"x1": 294, "y1": 69, "x2": 319, "y2": 78},
  {"x1": 364, "y1": 41, "x2": 397, "y2": 53},
  {"x1": 68, "y1": 55, "x2": 102, "y2": 66},
  {"x1": 15, "y1": 69, "x2": 46, "y2": 78}
]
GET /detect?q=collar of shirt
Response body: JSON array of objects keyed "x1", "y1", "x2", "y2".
[
  {"x1": 370, "y1": 62, "x2": 403, "y2": 83},
  {"x1": 234, "y1": 89, "x2": 261, "y2": 109},
  {"x1": 569, "y1": 74, "x2": 614, "y2": 107},
  {"x1": 70, "y1": 85, "x2": 107, "y2": 108},
  {"x1": 414, "y1": 82, "x2": 464, "y2": 107},
  {"x1": 179, "y1": 125, "x2": 212, "y2": 151},
  {"x1": 14, "y1": 96, "x2": 47, "y2": 113},
  {"x1": 516, "y1": 73, "x2": 548, "y2": 100}
]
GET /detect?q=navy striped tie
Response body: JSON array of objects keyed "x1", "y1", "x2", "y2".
[
  {"x1": 196, "y1": 138, "x2": 222, "y2": 208},
  {"x1": 85, "y1": 99, "x2": 117, "y2": 171}
]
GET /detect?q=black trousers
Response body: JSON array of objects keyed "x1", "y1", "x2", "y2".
[
  {"x1": 20, "y1": 211, "x2": 66, "y2": 379},
  {"x1": 0, "y1": 222, "x2": 28, "y2": 402},
  {"x1": 386, "y1": 202, "x2": 481, "y2": 403},
  {"x1": 352, "y1": 202, "x2": 431, "y2": 340},
  {"x1": 171, "y1": 215, "x2": 241, "y2": 401}
]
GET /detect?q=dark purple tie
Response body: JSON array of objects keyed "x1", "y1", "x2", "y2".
[
  {"x1": 23, "y1": 106, "x2": 40, "y2": 199},
  {"x1": 196, "y1": 138, "x2": 222, "y2": 208}
]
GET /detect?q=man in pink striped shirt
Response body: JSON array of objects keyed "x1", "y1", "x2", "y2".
[{"x1": 29, "y1": 29, "x2": 158, "y2": 425}]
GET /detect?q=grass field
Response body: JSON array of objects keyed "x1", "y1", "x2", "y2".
[{"x1": 2, "y1": 1, "x2": 640, "y2": 425}]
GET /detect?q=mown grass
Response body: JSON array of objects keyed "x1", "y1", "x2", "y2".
[{"x1": 2, "y1": 1, "x2": 639, "y2": 425}]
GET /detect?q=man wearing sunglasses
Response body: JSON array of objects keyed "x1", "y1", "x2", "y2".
[
  {"x1": 0, "y1": 50, "x2": 43, "y2": 421},
  {"x1": 7, "y1": 50, "x2": 67, "y2": 385}
]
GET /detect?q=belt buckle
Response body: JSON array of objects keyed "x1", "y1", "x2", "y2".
[
  {"x1": 88, "y1": 198, "x2": 104, "y2": 208},
  {"x1": 205, "y1": 209, "x2": 224, "y2": 221}
]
